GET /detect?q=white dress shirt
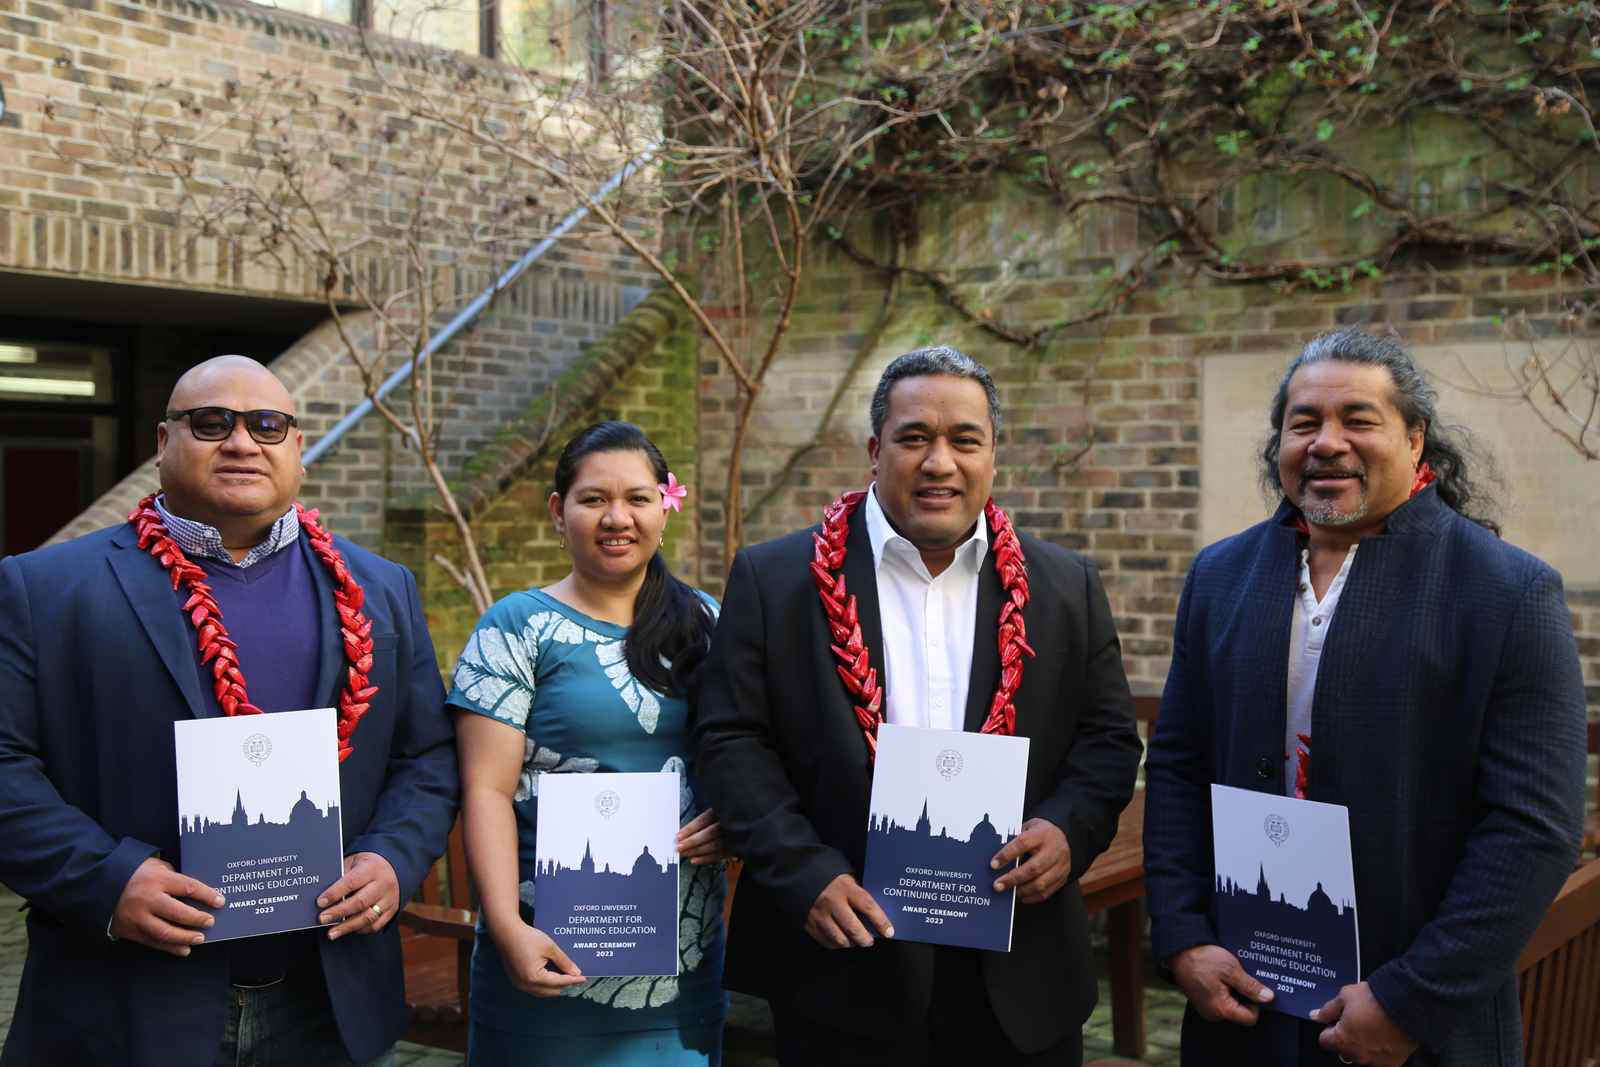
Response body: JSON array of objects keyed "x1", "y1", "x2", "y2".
[
  {"x1": 1284, "y1": 543, "x2": 1358, "y2": 796},
  {"x1": 863, "y1": 485, "x2": 989, "y2": 732}
]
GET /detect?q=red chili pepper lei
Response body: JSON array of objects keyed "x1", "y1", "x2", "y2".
[
  {"x1": 129, "y1": 493, "x2": 377, "y2": 762},
  {"x1": 811, "y1": 490, "x2": 1035, "y2": 761}
]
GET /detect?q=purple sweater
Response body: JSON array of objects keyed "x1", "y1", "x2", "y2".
[{"x1": 186, "y1": 540, "x2": 324, "y2": 981}]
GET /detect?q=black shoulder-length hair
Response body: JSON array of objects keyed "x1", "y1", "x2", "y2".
[
  {"x1": 552, "y1": 421, "x2": 714, "y2": 696},
  {"x1": 1258, "y1": 328, "x2": 1500, "y2": 533}
]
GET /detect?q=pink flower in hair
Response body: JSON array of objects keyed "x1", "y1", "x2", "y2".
[{"x1": 659, "y1": 472, "x2": 687, "y2": 513}]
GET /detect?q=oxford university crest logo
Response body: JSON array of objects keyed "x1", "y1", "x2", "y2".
[
  {"x1": 242, "y1": 733, "x2": 272, "y2": 767},
  {"x1": 935, "y1": 748, "x2": 965, "y2": 781}
]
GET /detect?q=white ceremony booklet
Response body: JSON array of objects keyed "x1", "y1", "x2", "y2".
[
  {"x1": 1209, "y1": 783, "x2": 1361, "y2": 1019},
  {"x1": 861, "y1": 722, "x2": 1031, "y2": 952},
  {"x1": 535, "y1": 770, "x2": 681, "y2": 977},
  {"x1": 173, "y1": 707, "x2": 345, "y2": 942}
]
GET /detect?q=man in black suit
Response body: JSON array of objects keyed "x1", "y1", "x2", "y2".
[{"x1": 695, "y1": 346, "x2": 1142, "y2": 1065}]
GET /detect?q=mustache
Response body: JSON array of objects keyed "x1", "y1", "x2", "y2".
[{"x1": 1300, "y1": 464, "x2": 1365, "y2": 481}]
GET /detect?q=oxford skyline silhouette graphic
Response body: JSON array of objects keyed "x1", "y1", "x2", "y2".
[
  {"x1": 182, "y1": 787, "x2": 339, "y2": 840},
  {"x1": 1214, "y1": 861, "x2": 1360, "y2": 1020},
  {"x1": 535, "y1": 835, "x2": 679, "y2": 977},
  {"x1": 178, "y1": 786, "x2": 344, "y2": 941},
  {"x1": 863, "y1": 797, "x2": 1019, "y2": 951}
]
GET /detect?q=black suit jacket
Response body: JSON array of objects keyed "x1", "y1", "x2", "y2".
[
  {"x1": 694, "y1": 507, "x2": 1142, "y2": 1053},
  {"x1": 1144, "y1": 488, "x2": 1588, "y2": 1067}
]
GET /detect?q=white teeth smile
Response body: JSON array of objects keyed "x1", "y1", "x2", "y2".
[{"x1": 599, "y1": 539, "x2": 633, "y2": 546}]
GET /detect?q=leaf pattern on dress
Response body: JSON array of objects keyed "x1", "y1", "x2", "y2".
[
  {"x1": 564, "y1": 974, "x2": 656, "y2": 1008},
  {"x1": 680, "y1": 860, "x2": 720, "y2": 974},
  {"x1": 514, "y1": 737, "x2": 599, "y2": 803},
  {"x1": 594, "y1": 639, "x2": 661, "y2": 734},
  {"x1": 451, "y1": 625, "x2": 538, "y2": 727},
  {"x1": 664, "y1": 756, "x2": 691, "y2": 814},
  {"x1": 669, "y1": 754, "x2": 724, "y2": 976},
  {"x1": 564, "y1": 971, "x2": 682, "y2": 1010},
  {"x1": 452, "y1": 610, "x2": 588, "y2": 728},
  {"x1": 533, "y1": 613, "x2": 590, "y2": 647}
]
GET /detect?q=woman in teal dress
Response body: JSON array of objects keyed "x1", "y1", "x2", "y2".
[{"x1": 449, "y1": 422, "x2": 726, "y2": 1065}]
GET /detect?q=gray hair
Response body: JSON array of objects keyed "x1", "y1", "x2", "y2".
[
  {"x1": 869, "y1": 346, "x2": 1003, "y2": 438},
  {"x1": 1259, "y1": 328, "x2": 1498, "y2": 531}
]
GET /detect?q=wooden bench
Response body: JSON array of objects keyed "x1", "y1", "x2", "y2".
[
  {"x1": 399, "y1": 818, "x2": 474, "y2": 1052},
  {"x1": 1583, "y1": 720, "x2": 1598, "y2": 859},
  {"x1": 1077, "y1": 692, "x2": 1161, "y2": 1061},
  {"x1": 1516, "y1": 856, "x2": 1600, "y2": 1067}
]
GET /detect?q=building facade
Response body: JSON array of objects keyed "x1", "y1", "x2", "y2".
[{"x1": 2, "y1": 0, "x2": 1596, "y2": 744}]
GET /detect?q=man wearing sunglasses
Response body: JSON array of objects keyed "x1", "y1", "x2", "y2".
[
  {"x1": 157, "y1": 400, "x2": 305, "y2": 555},
  {"x1": 0, "y1": 356, "x2": 459, "y2": 1067}
]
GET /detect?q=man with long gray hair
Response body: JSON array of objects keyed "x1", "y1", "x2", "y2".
[
  {"x1": 1144, "y1": 328, "x2": 1587, "y2": 1066},
  {"x1": 697, "y1": 346, "x2": 1142, "y2": 1064}
]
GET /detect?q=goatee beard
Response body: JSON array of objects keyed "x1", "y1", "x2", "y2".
[
  {"x1": 1300, "y1": 492, "x2": 1369, "y2": 527},
  {"x1": 1297, "y1": 466, "x2": 1368, "y2": 527}
]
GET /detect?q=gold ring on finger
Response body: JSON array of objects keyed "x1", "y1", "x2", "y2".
[{"x1": 370, "y1": 902, "x2": 382, "y2": 919}]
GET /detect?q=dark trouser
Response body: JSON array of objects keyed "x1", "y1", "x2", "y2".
[
  {"x1": 210, "y1": 958, "x2": 394, "y2": 1067},
  {"x1": 772, "y1": 947, "x2": 1083, "y2": 1067}
]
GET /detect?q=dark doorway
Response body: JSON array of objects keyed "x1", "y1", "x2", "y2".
[
  {"x1": 0, "y1": 273, "x2": 327, "y2": 555},
  {"x1": 4, "y1": 445, "x2": 86, "y2": 558}
]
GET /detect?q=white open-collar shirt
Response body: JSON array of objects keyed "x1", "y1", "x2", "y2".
[
  {"x1": 864, "y1": 484, "x2": 990, "y2": 732},
  {"x1": 1284, "y1": 542, "x2": 1358, "y2": 796}
]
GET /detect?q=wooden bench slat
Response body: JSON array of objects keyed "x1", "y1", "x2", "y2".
[
  {"x1": 1555, "y1": 947, "x2": 1577, "y2": 1065},
  {"x1": 446, "y1": 824, "x2": 472, "y2": 910},
  {"x1": 1536, "y1": 957, "x2": 1555, "y2": 1061},
  {"x1": 1519, "y1": 861, "x2": 1600, "y2": 971},
  {"x1": 1577, "y1": 925, "x2": 1600, "y2": 1060},
  {"x1": 1518, "y1": 858, "x2": 1600, "y2": 1067},
  {"x1": 402, "y1": 816, "x2": 476, "y2": 1048},
  {"x1": 1585, "y1": 722, "x2": 1599, "y2": 859},
  {"x1": 400, "y1": 901, "x2": 476, "y2": 940},
  {"x1": 1519, "y1": 956, "x2": 1537, "y2": 1051}
]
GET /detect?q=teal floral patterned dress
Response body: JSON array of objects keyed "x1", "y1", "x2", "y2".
[{"x1": 448, "y1": 588, "x2": 727, "y2": 1066}]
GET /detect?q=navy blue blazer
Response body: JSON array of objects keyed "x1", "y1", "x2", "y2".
[
  {"x1": 0, "y1": 523, "x2": 459, "y2": 1067},
  {"x1": 1145, "y1": 487, "x2": 1588, "y2": 1067}
]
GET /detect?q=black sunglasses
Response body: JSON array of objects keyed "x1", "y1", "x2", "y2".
[{"x1": 166, "y1": 406, "x2": 298, "y2": 445}]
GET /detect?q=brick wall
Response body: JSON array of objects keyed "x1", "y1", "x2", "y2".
[
  {"x1": 303, "y1": 257, "x2": 653, "y2": 548},
  {"x1": 48, "y1": 256, "x2": 655, "y2": 548},
  {"x1": 393, "y1": 283, "x2": 700, "y2": 671},
  {"x1": 687, "y1": 195, "x2": 1600, "y2": 718},
  {"x1": 0, "y1": 0, "x2": 644, "y2": 302},
  {"x1": 10, "y1": 0, "x2": 1596, "y2": 738},
  {"x1": 10, "y1": 0, "x2": 661, "y2": 549}
]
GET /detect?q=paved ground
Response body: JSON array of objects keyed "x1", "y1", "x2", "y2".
[
  {"x1": 0, "y1": 888, "x2": 1186, "y2": 1064},
  {"x1": 0, "y1": 892, "x2": 19, "y2": 1052}
]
